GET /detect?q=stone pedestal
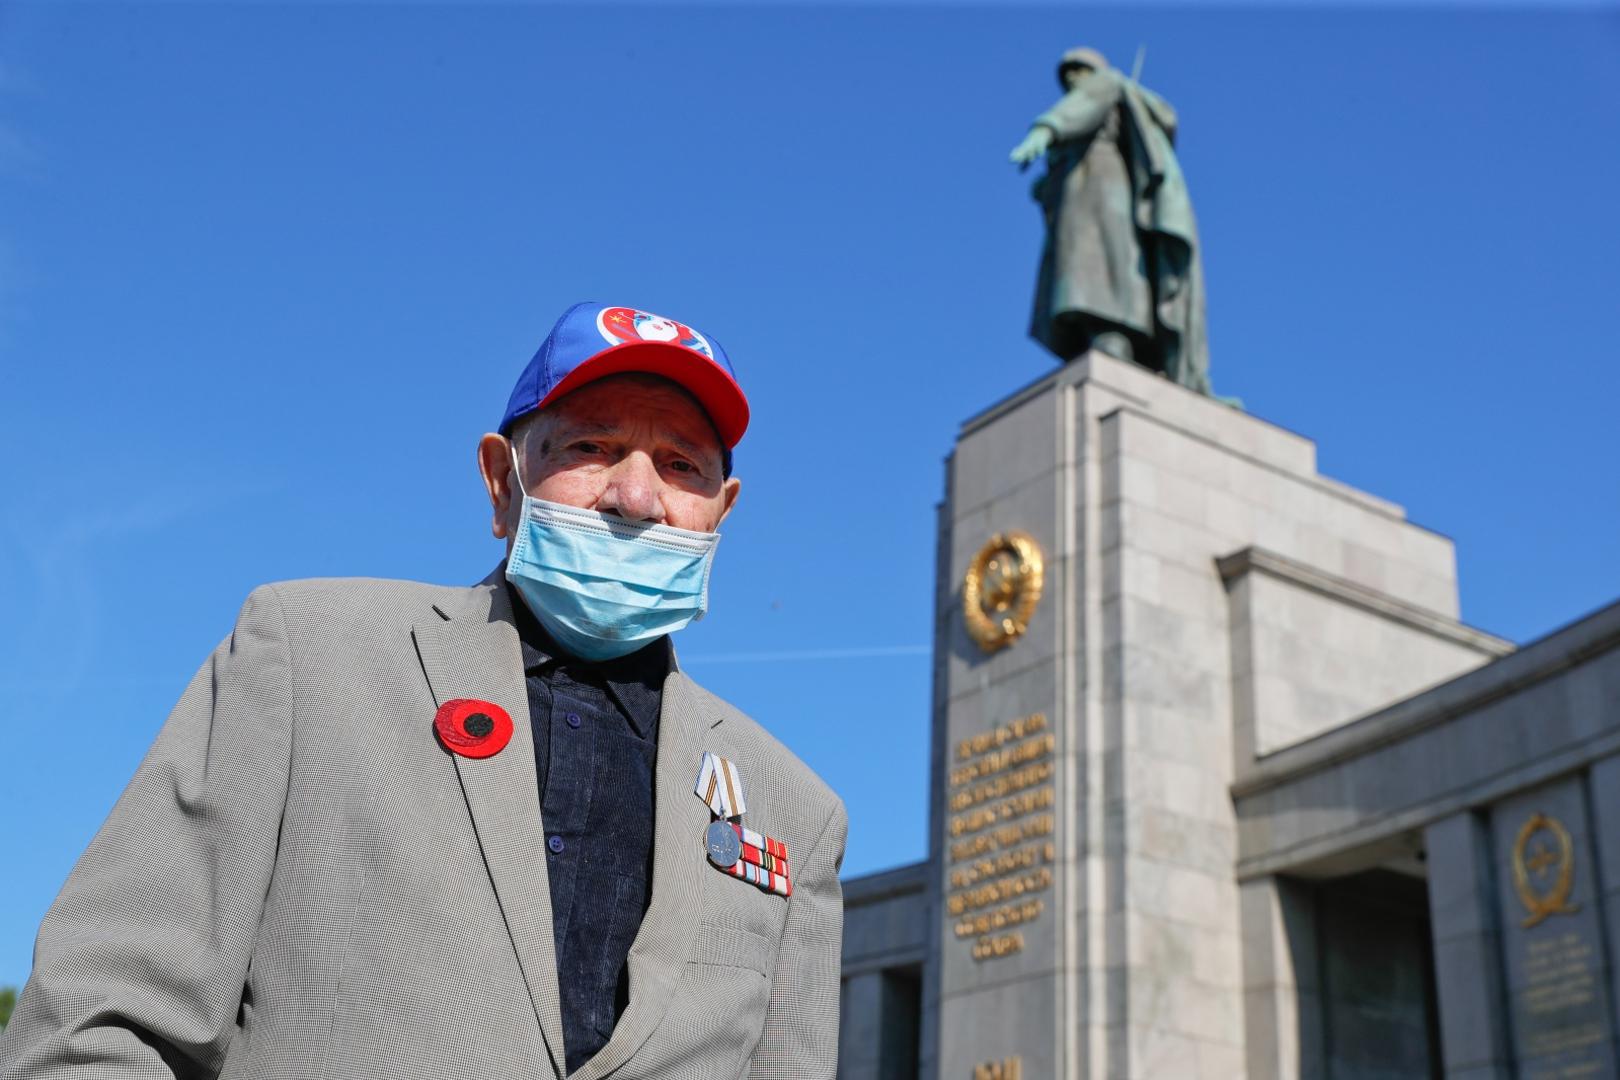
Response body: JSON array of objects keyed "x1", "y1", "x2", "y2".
[{"x1": 927, "y1": 352, "x2": 1505, "y2": 1077}]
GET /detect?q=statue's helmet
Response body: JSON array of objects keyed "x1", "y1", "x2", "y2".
[{"x1": 1057, "y1": 47, "x2": 1109, "y2": 87}]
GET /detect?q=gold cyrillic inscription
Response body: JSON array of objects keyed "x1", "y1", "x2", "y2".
[
  {"x1": 1519, "y1": 930, "x2": 1606, "y2": 1063},
  {"x1": 948, "y1": 787, "x2": 1055, "y2": 837},
  {"x1": 946, "y1": 712, "x2": 1055, "y2": 962},
  {"x1": 973, "y1": 1056, "x2": 1022, "y2": 1080},
  {"x1": 949, "y1": 733, "x2": 1056, "y2": 786},
  {"x1": 949, "y1": 813, "x2": 1055, "y2": 863},
  {"x1": 954, "y1": 898, "x2": 1044, "y2": 939},
  {"x1": 947, "y1": 760, "x2": 1054, "y2": 811},
  {"x1": 970, "y1": 933, "x2": 1025, "y2": 961},
  {"x1": 947, "y1": 867, "x2": 1054, "y2": 915},
  {"x1": 956, "y1": 712, "x2": 1046, "y2": 760},
  {"x1": 949, "y1": 841, "x2": 1056, "y2": 889}
]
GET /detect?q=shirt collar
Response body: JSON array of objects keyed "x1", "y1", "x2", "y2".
[{"x1": 506, "y1": 582, "x2": 668, "y2": 739}]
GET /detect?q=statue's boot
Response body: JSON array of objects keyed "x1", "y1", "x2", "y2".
[{"x1": 1091, "y1": 330, "x2": 1135, "y2": 363}]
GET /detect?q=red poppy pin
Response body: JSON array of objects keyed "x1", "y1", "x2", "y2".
[{"x1": 434, "y1": 698, "x2": 513, "y2": 759}]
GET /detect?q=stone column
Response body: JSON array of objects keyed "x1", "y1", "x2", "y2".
[
  {"x1": 1588, "y1": 754, "x2": 1620, "y2": 1051},
  {"x1": 1425, "y1": 812, "x2": 1512, "y2": 1078},
  {"x1": 1239, "y1": 876, "x2": 1322, "y2": 1079},
  {"x1": 838, "y1": 972, "x2": 887, "y2": 1080}
]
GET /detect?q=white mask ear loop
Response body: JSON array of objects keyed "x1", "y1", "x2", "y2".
[{"x1": 508, "y1": 439, "x2": 531, "y2": 501}]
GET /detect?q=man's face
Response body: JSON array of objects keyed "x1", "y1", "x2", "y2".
[{"x1": 478, "y1": 373, "x2": 741, "y2": 545}]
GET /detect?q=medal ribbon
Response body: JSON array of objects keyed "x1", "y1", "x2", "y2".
[{"x1": 695, "y1": 751, "x2": 748, "y2": 818}]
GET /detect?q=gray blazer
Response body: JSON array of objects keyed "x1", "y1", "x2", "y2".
[{"x1": 0, "y1": 576, "x2": 846, "y2": 1079}]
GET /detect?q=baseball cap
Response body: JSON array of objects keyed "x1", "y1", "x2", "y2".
[{"x1": 499, "y1": 301, "x2": 749, "y2": 449}]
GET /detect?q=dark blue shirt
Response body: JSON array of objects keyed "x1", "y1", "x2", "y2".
[{"x1": 508, "y1": 587, "x2": 667, "y2": 1076}]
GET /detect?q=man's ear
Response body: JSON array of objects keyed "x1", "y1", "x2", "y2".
[
  {"x1": 477, "y1": 433, "x2": 516, "y2": 540},
  {"x1": 716, "y1": 475, "x2": 742, "y2": 528}
]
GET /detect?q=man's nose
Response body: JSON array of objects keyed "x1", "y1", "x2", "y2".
[{"x1": 596, "y1": 453, "x2": 665, "y2": 523}]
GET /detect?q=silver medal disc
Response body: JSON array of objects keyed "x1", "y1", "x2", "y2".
[{"x1": 705, "y1": 820, "x2": 742, "y2": 868}]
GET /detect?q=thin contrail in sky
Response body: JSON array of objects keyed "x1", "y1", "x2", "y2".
[{"x1": 683, "y1": 645, "x2": 930, "y2": 665}]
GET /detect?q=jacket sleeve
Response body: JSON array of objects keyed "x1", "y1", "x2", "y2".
[
  {"x1": 748, "y1": 798, "x2": 847, "y2": 1080},
  {"x1": 0, "y1": 587, "x2": 294, "y2": 1079},
  {"x1": 1034, "y1": 72, "x2": 1124, "y2": 142}
]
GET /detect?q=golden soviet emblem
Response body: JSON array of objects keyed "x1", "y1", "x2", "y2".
[
  {"x1": 962, "y1": 531, "x2": 1045, "y2": 653},
  {"x1": 1512, "y1": 812, "x2": 1581, "y2": 928}
]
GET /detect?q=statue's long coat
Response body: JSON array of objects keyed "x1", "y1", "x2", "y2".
[{"x1": 1030, "y1": 68, "x2": 1211, "y2": 394}]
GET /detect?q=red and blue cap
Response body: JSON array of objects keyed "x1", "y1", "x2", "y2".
[{"x1": 499, "y1": 302, "x2": 749, "y2": 449}]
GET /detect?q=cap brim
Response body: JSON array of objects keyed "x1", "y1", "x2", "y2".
[{"x1": 535, "y1": 340, "x2": 750, "y2": 449}]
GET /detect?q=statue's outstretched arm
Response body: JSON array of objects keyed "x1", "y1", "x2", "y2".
[
  {"x1": 1036, "y1": 75, "x2": 1122, "y2": 142},
  {"x1": 1009, "y1": 72, "x2": 1123, "y2": 170},
  {"x1": 1010, "y1": 124, "x2": 1055, "y2": 168}
]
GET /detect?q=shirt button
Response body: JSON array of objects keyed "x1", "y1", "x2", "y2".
[
  {"x1": 566, "y1": 712, "x2": 581, "y2": 729},
  {"x1": 548, "y1": 835, "x2": 565, "y2": 854}
]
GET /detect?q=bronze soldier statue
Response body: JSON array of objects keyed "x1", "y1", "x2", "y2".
[{"x1": 1011, "y1": 47, "x2": 1212, "y2": 395}]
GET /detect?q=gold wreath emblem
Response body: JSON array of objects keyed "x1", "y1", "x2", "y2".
[
  {"x1": 1512, "y1": 812, "x2": 1580, "y2": 928},
  {"x1": 962, "y1": 532, "x2": 1045, "y2": 653}
]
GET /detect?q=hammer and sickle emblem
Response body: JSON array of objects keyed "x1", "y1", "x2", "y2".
[
  {"x1": 1512, "y1": 812, "x2": 1581, "y2": 929},
  {"x1": 962, "y1": 532, "x2": 1045, "y2": 654}
]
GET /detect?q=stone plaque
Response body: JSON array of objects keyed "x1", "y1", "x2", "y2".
[{"x1": 1491, "y1": 778, "x2": 1619, "y2": 1076}]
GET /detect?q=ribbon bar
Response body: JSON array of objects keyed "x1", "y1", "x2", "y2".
[
  {"x1": 731, "y1": 822, "x2": 790, "y2": 877},
  {"x1": 726, "y1": 856, "x2": 792, "y2": 897}
]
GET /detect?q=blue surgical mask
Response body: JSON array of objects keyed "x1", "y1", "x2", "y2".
[{"x1": 503, "y1": 449, "x2": 721, "y2": 662}]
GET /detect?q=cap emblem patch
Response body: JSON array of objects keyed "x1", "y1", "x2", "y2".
[{"x1": 597, "y1": 306, "x2": 714, "y2": 361}]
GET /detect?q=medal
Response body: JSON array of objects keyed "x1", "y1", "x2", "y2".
[
  {"x1": 705, "y1": 820, "x2": 743, "y2": 868},
  {"x1": 694, "y1": 751, "x2": 791, "y2": 898}
]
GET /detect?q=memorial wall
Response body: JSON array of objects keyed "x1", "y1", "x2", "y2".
[
  {"x1": 1493, "y1": 780, "x2": 1617, "y2": 1078},
  {"x1": 837, "y1": 349, "x2": 1620, "y2": 1078}
]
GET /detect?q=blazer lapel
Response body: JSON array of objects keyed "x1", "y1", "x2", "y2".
[
  {"x1": 412, "y1": 581, "x2": 567, "y2": 1080},
  {"x1": 569, "y1": 667, "x2": 716, "y2": 1080}
]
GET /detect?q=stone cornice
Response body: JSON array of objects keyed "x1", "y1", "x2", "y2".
[
  {"x1": 1217, "y1": 545, "x2": 1515, "y2": 657},
  {"x1": 1232, "y1": 597, "x2": 1620, "y2": 801},
  {"x1": 841, "y1": 859, "x2": 931, "y2": 908}
]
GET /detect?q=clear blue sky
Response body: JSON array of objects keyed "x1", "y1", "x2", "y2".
[{"x1": 2, "y1": 2, "x2": 1617, "y2": 990}]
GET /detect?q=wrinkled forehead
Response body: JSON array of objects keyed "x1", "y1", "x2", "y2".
[{"x1": 529, "y1": 372, "x2": 725, "y2": 458}]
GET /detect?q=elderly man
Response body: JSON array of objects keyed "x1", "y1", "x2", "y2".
[{"x1": 0, "y1": 302, "x2": 846, "y2": 1080}]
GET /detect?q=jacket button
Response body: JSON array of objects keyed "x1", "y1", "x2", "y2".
[{"x1": 548, "y1": 835, "x2": 565, "y2": 854}]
